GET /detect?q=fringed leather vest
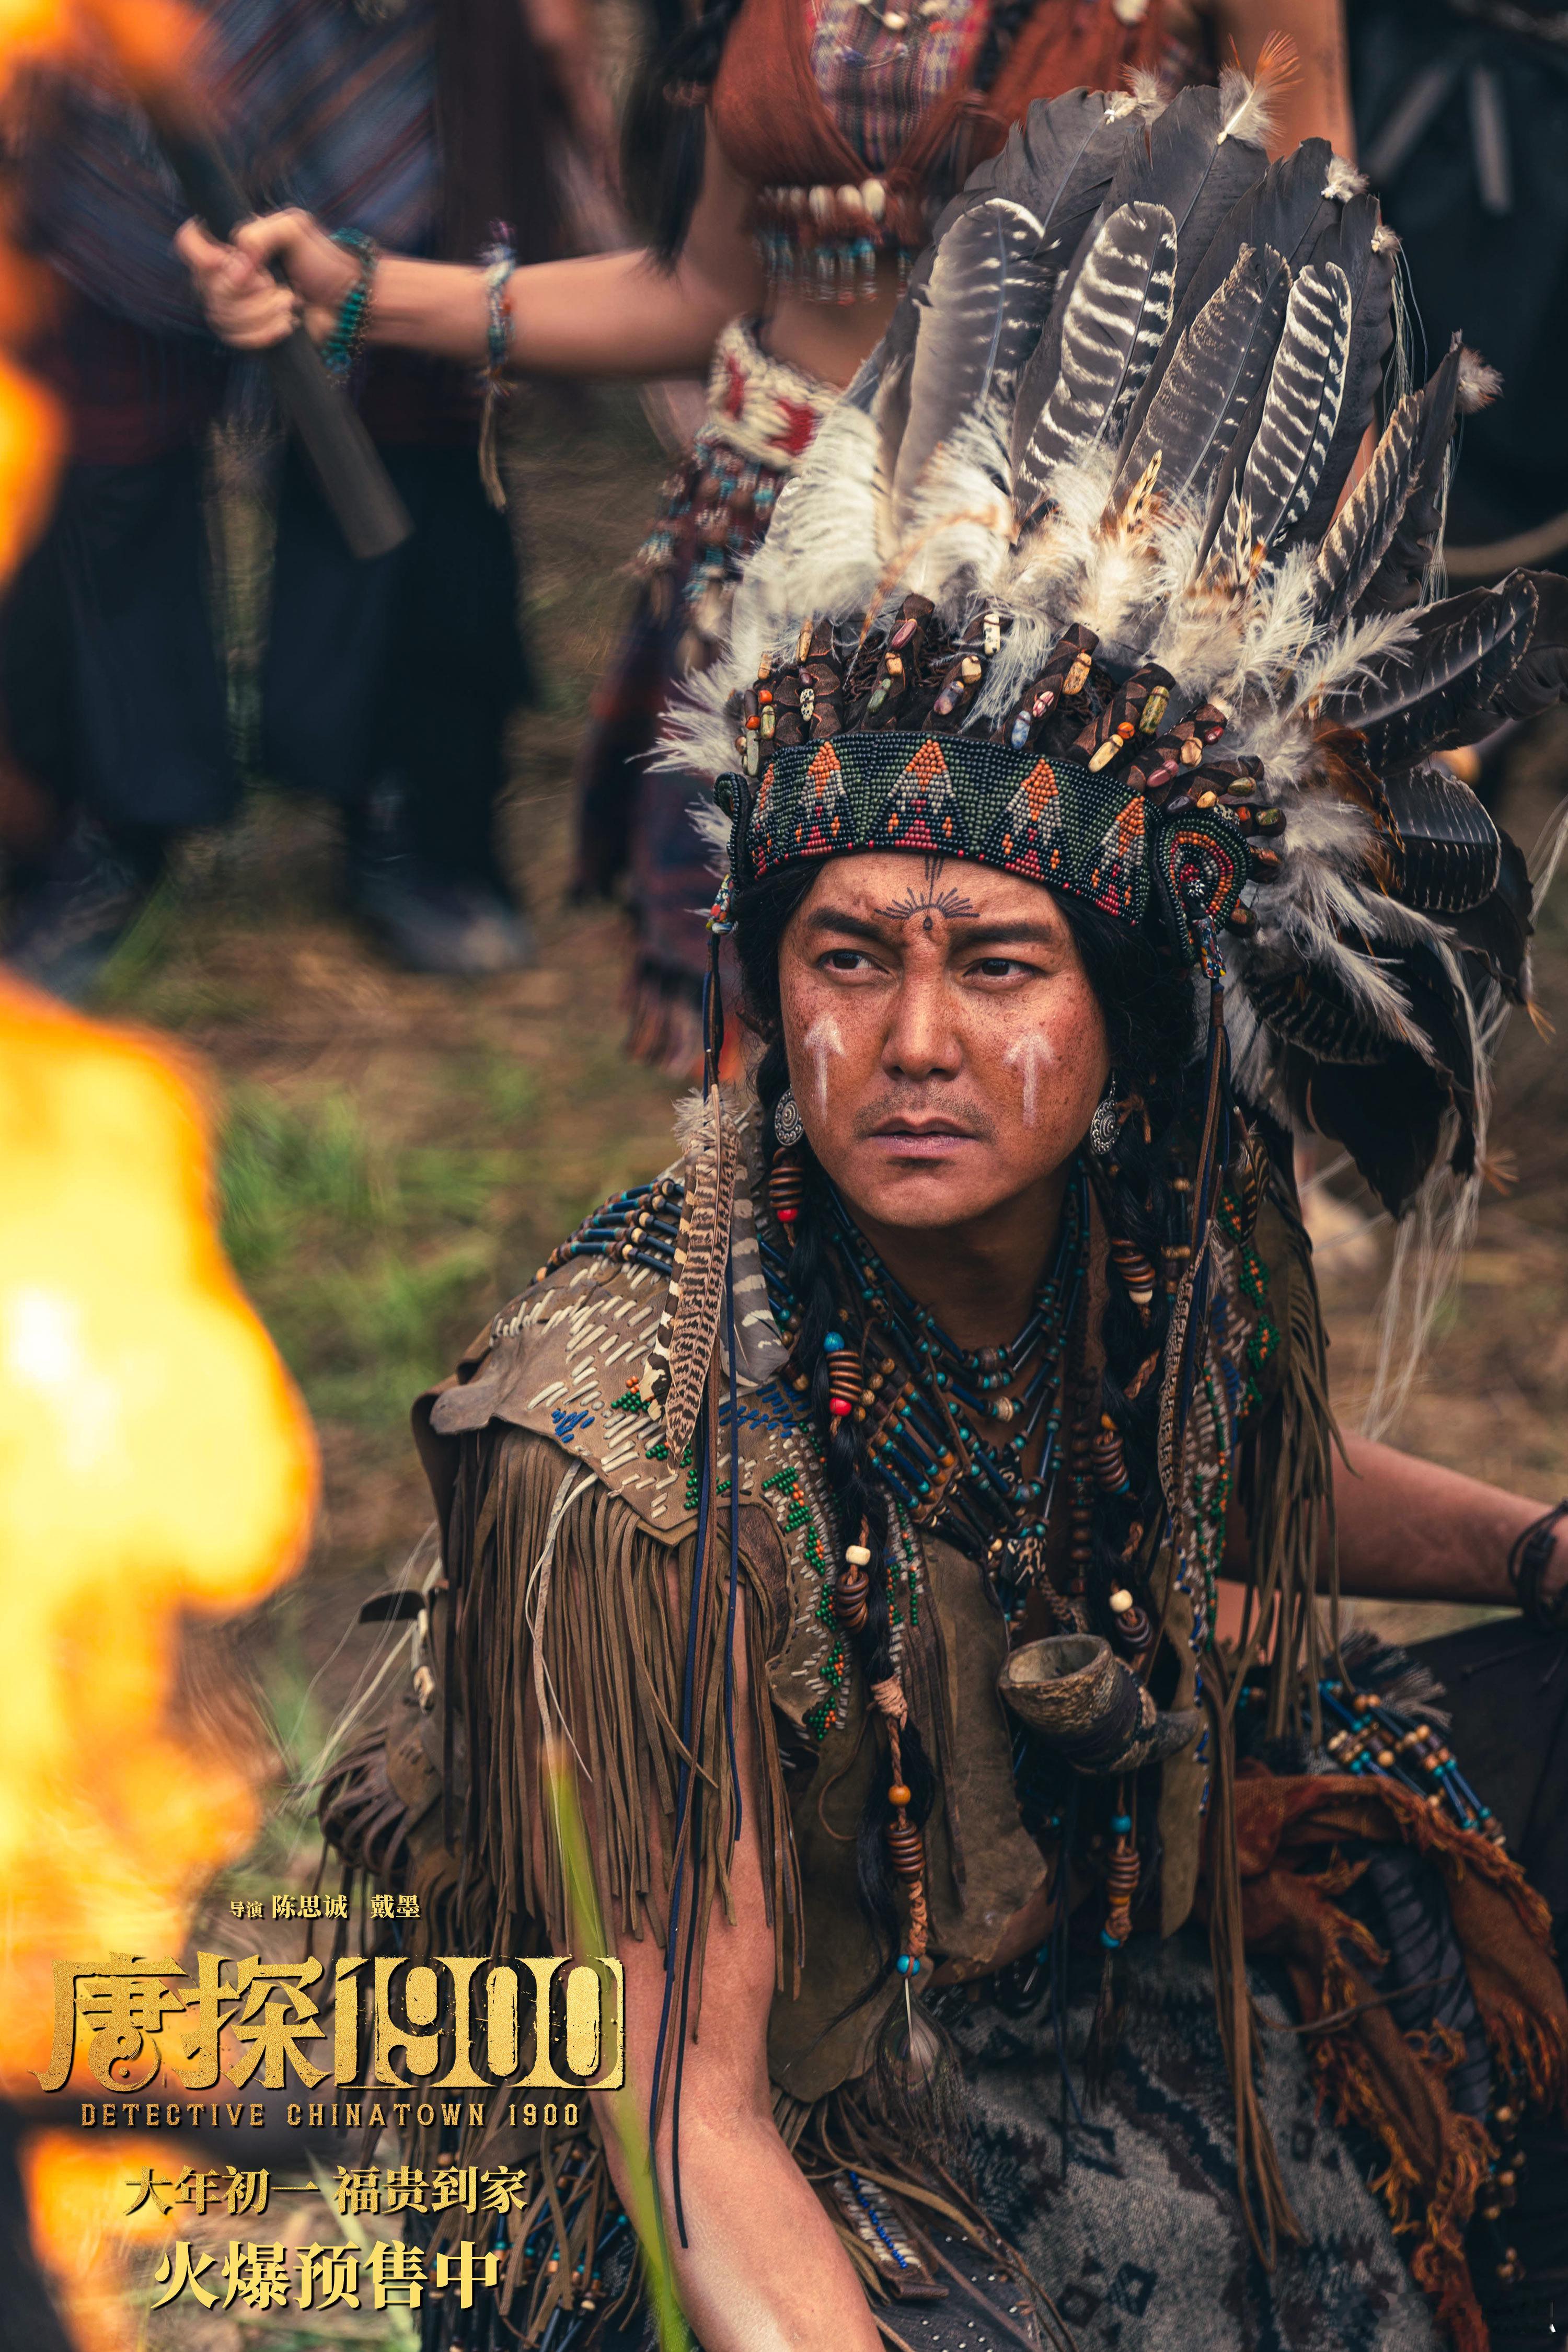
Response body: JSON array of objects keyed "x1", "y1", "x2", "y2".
[{"x1": 410, "y1": 1094, "x2": 1302, "y2": 2100}]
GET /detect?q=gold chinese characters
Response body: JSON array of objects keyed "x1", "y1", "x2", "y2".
[{"x1": 39, "y1": 1951, "x2": 624, "y2": 2095}]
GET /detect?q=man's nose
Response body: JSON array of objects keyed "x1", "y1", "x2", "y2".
[{"x1": 882, "y1": 970, "x2": 962, "y2": 1081}]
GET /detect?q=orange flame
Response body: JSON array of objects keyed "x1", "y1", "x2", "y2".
[
  {"x1": 0, "y1": 8, "x2": 306, "y2": 2345},
  {"x1": 0, "y1": 985, "x2": 317, "y2": 2344},
  {"x1": 0, "y1": 987, "x2": 317, "y2": 2074},
  {"x1": 22, "y1": 2131, "x2": 190, "y2": 2352}
]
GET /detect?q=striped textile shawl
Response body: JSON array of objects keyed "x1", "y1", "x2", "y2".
[{"x1": 17, "y1": 0, "x2": 438, "y2": 337}]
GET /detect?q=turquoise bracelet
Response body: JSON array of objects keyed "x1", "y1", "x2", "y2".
[{"x1": 322, "y1": 230, "x2": 378, "y2": 378}]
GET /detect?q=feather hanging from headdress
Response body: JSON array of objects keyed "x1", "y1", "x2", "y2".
[
  {"x1": 1445, "y1": 831, "x2": 1533, "y2": 1004},
  {"x1": 1318, "y1": 575, "x2": 1538, "y2": 768},
  {"x1": 655, "y1": 1089, "x2": 739, "y2": 1456},
  {"x1": 1489, "y1": 568, "x2": 1568, "y2": 722},
  {"x1": 1377, "y1": 766, "x2": 1502, "y2": 914}
]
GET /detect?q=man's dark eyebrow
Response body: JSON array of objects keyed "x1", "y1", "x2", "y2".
[
  {"x1": 801, "y1": 906, "x2": 893, "y2": 942},
  {"x1": 801, "y1": 906, "x2": 1062, "y2": 948}
]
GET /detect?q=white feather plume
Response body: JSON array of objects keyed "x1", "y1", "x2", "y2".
[{"x1": 1216, "y1": 64, "x2": 1275, "y2": 148}]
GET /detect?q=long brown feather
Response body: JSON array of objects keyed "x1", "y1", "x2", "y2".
[{"x1": 662, "y1": 1091, "x2": 739, "y2": 1456}]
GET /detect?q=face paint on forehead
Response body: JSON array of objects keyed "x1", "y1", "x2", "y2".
[
  {"x1": 802, "y1": 1011, "x2": 846, "y2": 1111},
  {"x1": 874, "y1": 855, "x2": 978, "y2": 935},
  {"x1": 1003, "y1": 1031, "x2": 1057, "y2": 1128}
]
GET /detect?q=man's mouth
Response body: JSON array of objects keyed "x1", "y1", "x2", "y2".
[{"x1": 864, "y1": 1115, "x2": 984, "y2": 1154}]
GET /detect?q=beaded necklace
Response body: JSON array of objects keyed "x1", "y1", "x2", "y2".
[{"x1": 761, "y1": 1160, "x2": 1090, "y2": 1575}]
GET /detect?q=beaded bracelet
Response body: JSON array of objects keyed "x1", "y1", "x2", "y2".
[
  {"x1": 477, "y1": 224, "x2": 516, "y2": 509},
  {"x1": 1507, "y1": 1497, "x2": 1568, "y2": 1632},
  {"x1": 322, "y1": 229, "x2": 378, "y2": 379}
]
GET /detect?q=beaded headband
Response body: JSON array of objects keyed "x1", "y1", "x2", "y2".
[{"x1": 716, "y1": 604, "x2": 1282, "y2": 966}]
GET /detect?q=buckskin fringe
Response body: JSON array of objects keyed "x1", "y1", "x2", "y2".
[
  {"x1": 1202, "y1": 1190, "x2": 1338, "y2": 2266},
  {"x1": 1231, "y1": 1190, "x2": 1338, "y2": 1748},
  {"x1": 440, "y1": 1424, "x2": 801, "y2": 2003},
  {"x1": 1212, "y1": 1767, "x2": 1568, "y2": 2352}
]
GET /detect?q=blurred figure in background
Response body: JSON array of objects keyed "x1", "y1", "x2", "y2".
[
  {"x1": 1348, "y1": 0, "x2": 1568, "y2": 593},
  {"x1": 573, "y1": 0, "x2": 1359, "y2": 1075},
  {"x1": 0, "y1": 0, "x2": 605, "y2": 997},
  {"x1": 571, "y1": 0, "x2": 1169, "y2": 1074},
  {"x1": 182, "y1": 0, "x2": 1357, "y2": 1072}
]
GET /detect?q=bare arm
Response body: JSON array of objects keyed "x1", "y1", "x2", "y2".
[
  {"x1": 175, "y1": 124, "x2": 763, "y2": 381},
  {"x1": 573, "y1": 1618, "x2": 882, "y2": 2352},
  {"x1": 1217, "y1": 1434, "x2": 1564, "y2": 1644},
  {"x1": 1330, "y1": 1432, "x2": 1565, "y2": 1610}
]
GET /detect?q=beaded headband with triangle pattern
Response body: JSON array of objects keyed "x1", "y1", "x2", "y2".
[{"x1": 717, "y1": 609, "x2": 1265, "y2": 964}]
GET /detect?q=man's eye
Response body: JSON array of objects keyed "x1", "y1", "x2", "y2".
[
  {"x1": 822, "y1": 949, "x2": 872, "y2": 972},
  {"x1": 972, "y1": 956, "x2": 1027, "y2": 978}
]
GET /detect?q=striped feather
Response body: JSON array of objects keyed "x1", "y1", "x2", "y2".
[
  {"x1": 1318, "y1": 578, "x2": 1538, "y2": 769},
  {"x1": 1114, "y1": 139, "x2": 1342, "y2": 477},
  {"x1": 1357, "y1": 338, "x2": 1465, "y2": 616},
  {"x1": 1288, "y1": 196, "x2": 1395, "y2": 549},
  {"x1": 1380, "y1": 765, "x2": 1502, "y2": 913},
  {"x1": 1309, "y1": 393, "x2": 1421, "y2": 628},
  {"x1": 661, "y1": 1090, "x2": 740, "y2": 1455},
  {"x1": 1112, "y1": 241, "x2": 1291, "y2": 516},
  {"x1": 892, "y1": 197, "x2": 1050, "y2": 531},
  {"x1": 1012, "y1": 201, "x2": 1177, "y2": 499},
  {"x1": 1207, "y1": 262, "x2": 1351, "y2": 571}
]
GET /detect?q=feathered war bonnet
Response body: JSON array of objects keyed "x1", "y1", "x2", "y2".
[{"x1": 662, "y1": 70, "x2": 1567, "y2": 1446}]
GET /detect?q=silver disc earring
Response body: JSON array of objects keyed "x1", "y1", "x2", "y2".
[
  {"x1": 1088, "y1": 1080, "x2": 1120, "y2": 1160},
  {"x1": 774, "y1": 1087, "x2": 805, "y2": 1148}
]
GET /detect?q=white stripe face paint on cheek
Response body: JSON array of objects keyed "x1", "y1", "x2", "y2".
[
  {"x1": 1003, "y1": 1031, "x2": 1057, "y2": 1127},
  {"x1": 802, "y1": 1011, "x2": 846, "y2": 1111}
]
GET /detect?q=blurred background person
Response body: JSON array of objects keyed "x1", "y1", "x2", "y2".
[
  {"x1": 577, "y1": 0, "x2": 1361, "y2": 1075},
  {"x1": 184, "y1": 0, "x2": 1358, "y2": 1077},
  {"x1": 1347, "y1": 0, "x2": 1568, "y2": 803},
  {"x1": 0, "y1": 0, "x2": 607, "y2": 999}
]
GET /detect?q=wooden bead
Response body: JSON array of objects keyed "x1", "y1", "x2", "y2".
[
  {"x1": 886, "y1": 1817, "x2": 925, "y2": 1878},
  {"x1": 888, "y1": 1783, "x2": 912, "y2": 1807},
  {"x1": 769, "y1": 1147, "x2": 803, "y2": 1232},
  {"x1": 1092, "y1": 1413, "x2": 1131, "y2": 1495},
  {"x1": 834, "y1": 1564, "x2": 869, "y2": 1632},
  {"x1": 1110, "y1": 1237, "x2": 1156, "y2": 1309}
]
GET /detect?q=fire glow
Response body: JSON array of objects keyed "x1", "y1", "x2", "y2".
[
  {"x1": 0, "y1": 988, "x2": 318, "y2": 2345},
  {"x1": 0, "y1": 31, "x2": 317, "y2": 2348}
]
